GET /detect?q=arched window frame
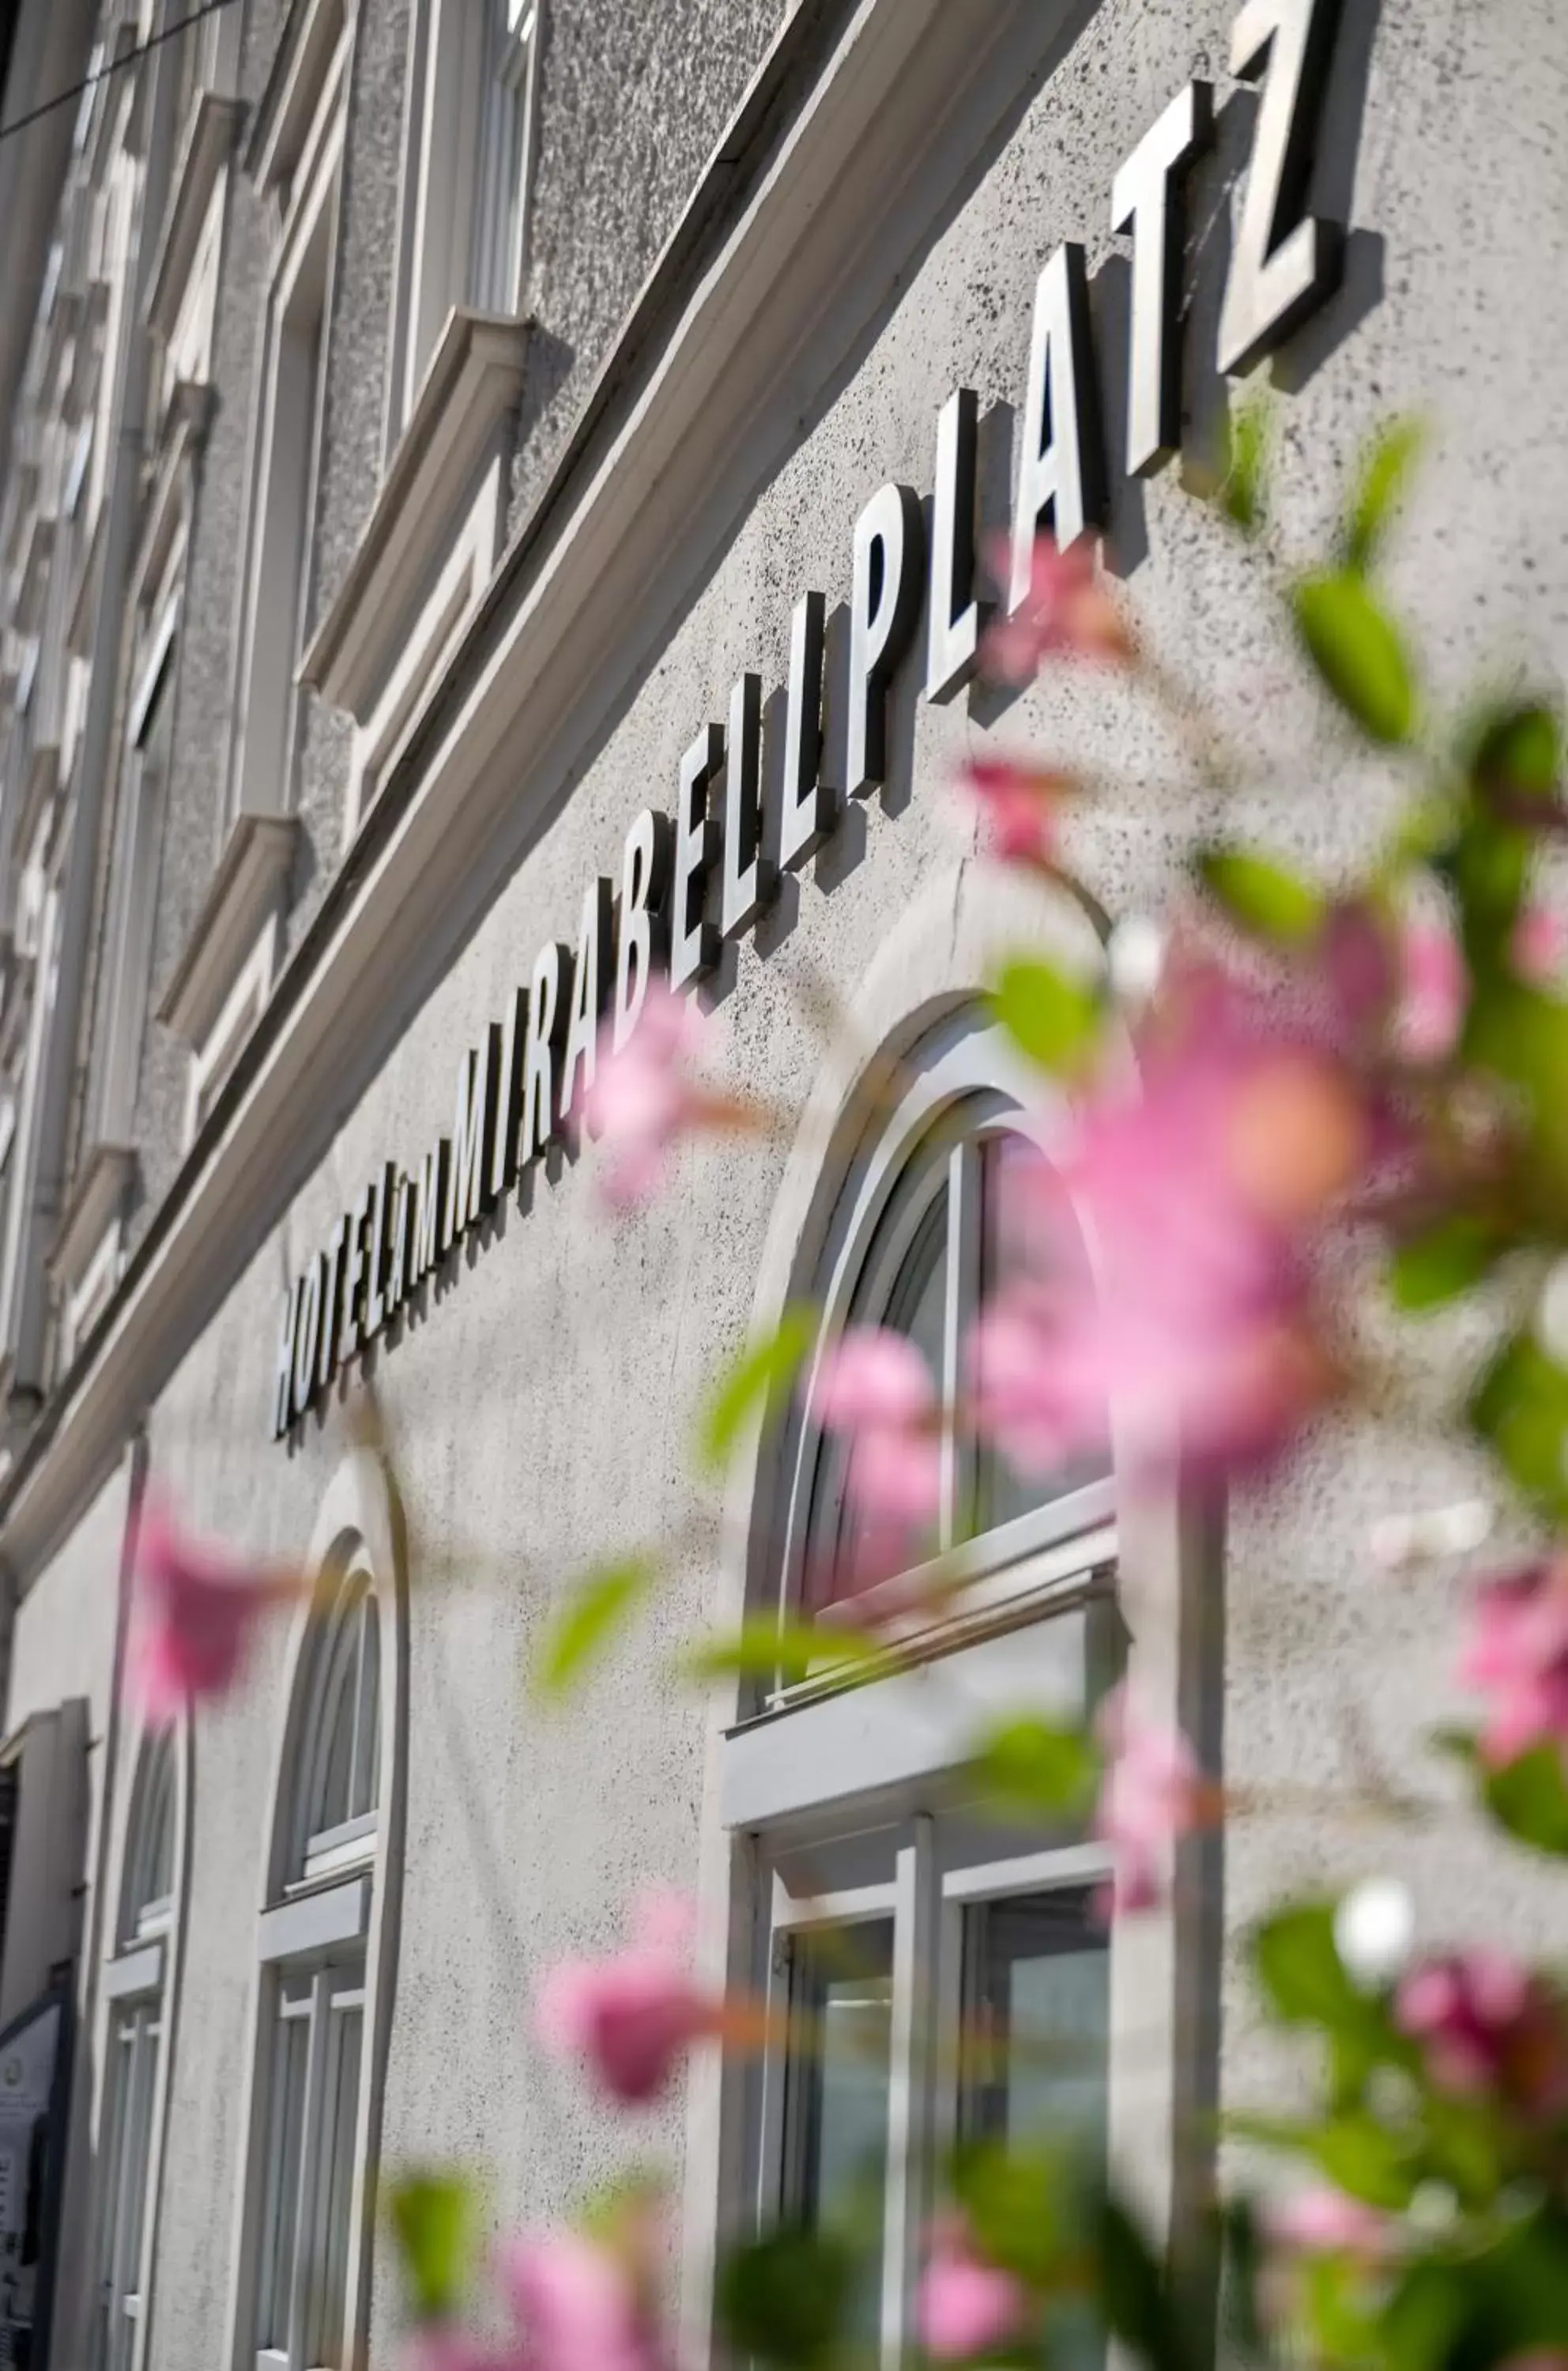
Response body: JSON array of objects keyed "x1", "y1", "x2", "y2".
[
  {"x1": 680, "y1": 870, "x2": 1219, "y2": 2371},
  {"x1": 94, "y1": 1718, "x2": 191, "y2": 2371},
  {"x1": 771, "y1": 1012, "x2": 1116, "y2": 1664},
  {"x1": 223, "y1": 1451, "x2": 406, "y2": 2371}
]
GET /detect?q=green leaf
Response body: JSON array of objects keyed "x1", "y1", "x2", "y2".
[
  {"x1": 1387, "y1": 1215, "x2": 1502, "y2": 1312},
  {"x1": 990, "y1": 958, "x2": 1102, "y2": 1079},
  {"x1": 1307, "y1": 2113, "x2": 1415, "y2": 2210},
  {"x1": 1253, "y1": 1902, "x2": 1362, "y2": 2030},
  {"x1": 1469, "y1": 1331, "x2": 1568, "y2": 1520},
  {"x1": 1481, "y1": 1741, "x2": 1568, "y2": 1857},
  {"x1": 969, "y1": 1715, "x2": 1099, "y2": 1822},
  {"x1": 1220, "y1": 392, "x2": 1274, "y2": 536},
  {"x1": 387, "y1": 2172, "x2": 477, "y2": 2322},
  {"x1": 1471, "y1": 698, "x2": 1563, "y2": 810},
  {"x1": 1293, "y1": 572, "x2": 1418, "y2": 746},
  {"x1": 714, "y1": 2227, "x2": 855, "y2": 2369},
  {"x1": 954, "y1": 2143, "x2": 1066, "y2": 2287},
  {"x1": 1378, "y1": 2261, "x2": 1469, "y2": 2371},
  {"x1": 533, "y1": 1557, "x2": 658, "y2": 1698},
  {"x1": 1197, "y1": 845, "x2": 1326, "y2": 948},
  {"x1": 1095, "y1": 2191, "x2": 1193, "y2": 2371},
  {"x1": 683, "y1": 1616, "x2": 880, "y2": 1687},
  {"x1": 699, "y1": 1306, "x2": 817, "y2": 1475},
  {"x1": 1343, "y1": 417, "x2": 1423, "y2": 574}
]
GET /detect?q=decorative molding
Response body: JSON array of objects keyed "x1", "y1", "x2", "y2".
[
  {"x1": 256, "y1": 1873, "x2": 368, "y2": 1965},
  {"x1": 246, "y1": 0, "x2": 350, "y2": 198},
  {"x1": 13, "y1": 514, "x2": 55, "y2": 634},
  {"x1": 156, "y1": 812, "x2": 299, "y2": 1046},
  {"x1": 49, "y1": 1142, "x2": 137, "y2": 1292},
  {"x1": 66, "y1": 505, "x2": 104, "y2": 662},
  {"x1": 14, "y1": 743, "x2": 59, "y2": 874},
  {"x1": 303, "y1": 307, "x2": 530, "y2": 718},
  {"x1": 146, "y1": 92, "x2": 245, "y2": 345},
  {"x1": 132, "y1": 381, "x2": 214, "y2": 603}
]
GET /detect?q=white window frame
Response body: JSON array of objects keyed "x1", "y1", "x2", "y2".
[
  {"x1": 97, "y1": 582, "x2": 180, "y2": 1150},
  {"x1": 93, "y1": 1724, "x2": 190, "y2": 2371},
  {"x1": 226, "y1": 16, "x2": 349, "y2": 828},
  {"x1": 679, "y1": 899, "x2": 1216, "y2": 2360},
  {"x1": 749, "y1": 1813, "x2": 1116, "y2": 2371},
  {"x1": 224, "y1": 1453, "x2": 405, "y2": 2371},
  {"x1": 386, "y1": 0, "x2": 542, "y2": 451}
]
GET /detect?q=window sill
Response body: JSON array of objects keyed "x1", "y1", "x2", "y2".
[
  {"x1": 156, "y1": 812, "x2": 299, "y2": 1050},
  {"x1": 301, "y1": 305, "x2": 531, "y2": 727},
  {"x1": 49, "y1": 1141, "x2": 137, "y2": 1303},
  {"x1": 145, "y1": 90, "x2": 244, "y2": 348}
]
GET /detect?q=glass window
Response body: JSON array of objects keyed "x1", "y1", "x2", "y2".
[
  {"x1": 469, "y1": 0, "x2": 539, "y2": 316},
  {"x1": 790, "y1": 1035, "x2": 1112, "y2": 1623},
  {"x1": 255, "y1": 1970, "x2": 364, "y2": 2371},
  {"x1": 963, "y1": 1890, "x2": 1109, "y2": 2165},
  {"x1": 782, "y1": 1922, "x2": 895, "y2": 2341},
  {"x1": 300, "y1": 1581, "x2": 380, "y2": 1862}
]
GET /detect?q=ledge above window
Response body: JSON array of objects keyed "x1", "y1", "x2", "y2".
[
  {"x1": 302, "y1": 307, "x2": 530, "y2": 727},
  {"x1": 157, "y1": 810, "x2": 299, "y2": 1050},
  {"x1": 146, "y1": 90, "x2": 244, "y2": 347},
  {"x1": 51, "y1": 1141, "x2": 138, "y2": 1373}
]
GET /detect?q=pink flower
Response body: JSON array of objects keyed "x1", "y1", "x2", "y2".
[
  {"x1": 918, "y1": 2218, "x2": 1027, "y2": 2361},
  {"x1": 583, "y1": 980, "x2": 714, "y2": 1209},
  {"x1": 956, "y1": 756, "x2": 1070, "y2": 867},
  {"x1": 811, "y1": 1328, "x2": 944, "y2": 1525},
  {"x1": 1513, "y1": 906, "x2": 1567, "y2": 986},
  {"x1": 966, "y1": 980, "x2": 1352, "y2": 1486},
  {"x1": 1395, "y1": 916, "x2": 1467, "y2": 1064},
  {"x1": 496, "y1": 2232, "x2": 661, "y2": 2371},
  {"x1": 128, "y1": 1495, "x2": 293, "y2": 1721},
  {"x1": 1458, "y1": 1557, "x2": 1568, "y2": 1769},
  {"x1": 1396, "y1": 1949, "x2": 1568, "y2": 2114},
  {"x1": 536, "y1": 1893, "x2": 717, "y2": 2104},
  {"x1": 1094, "y1": 1686, "x2": 1209, "y2": 1915},
  {"x1": 1263, "y1": 2187, "x2": 1389, "y2": 2258},
  {"x1": 981, "y1": 534, "x2": 1135, "y2": 684}
]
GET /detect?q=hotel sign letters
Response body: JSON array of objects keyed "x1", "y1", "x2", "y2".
[{"x1": 273, "y1": 0, "x2": 1355, "y2": 1438}]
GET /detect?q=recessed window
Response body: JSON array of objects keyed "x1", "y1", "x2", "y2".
[
  {"x1": 97, "y1": 1733, "x2": 182, "y2": 2371},
  {"x1": 239, "y1": 1473, "x2": 403, "y2": 2371}
]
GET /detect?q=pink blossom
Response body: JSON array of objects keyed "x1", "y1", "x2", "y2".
[
  {"x1": 1263, "y1": 2187, "x2": 1389, "y2": 2258},
  {"x1": 1094, "y1": 1686, "x2": 1209, "y2": 1915},
  {"x1": 536, "y1": 1893, "x2": 717, "y2": 2104},
  {"x1": 918, "y1": 2218, "x2": 1027, "y2": 2361},
  {"x1": 1396, "y1": 1949, "x2": 1568, "y2": 2114},
  {"x1": 811, "y1": 1329, "x2": 944, "y2": 1525},
  {"x1": 966, "y1": 982, "x2": 1352, "y2": 1486},
  {"x1": 1394, "y1": 916, "x2": 1467, "y2": 1064},
  {"x1": 497, "y1": 2231, "x2": 661, "y2": 2371},
  {"x1": 956, "y1": 756, "x2": 1070, "y2": 867},
  {"x1": 583, "y1": 980, "x2": 711, "y2": 1209},
  {"x1": 980, "y1": 533, "x2": 1134, "y2": 684},
  {"x1": 128, "y1": 1495, "x2": 293, "y2": 1722},
  {"x1": 1458, "y1": 1556, "x2": 1568, "y2": 1769},
  {"x1": 1513, "y1": 906, "x2": 1567, "y2": 986}
]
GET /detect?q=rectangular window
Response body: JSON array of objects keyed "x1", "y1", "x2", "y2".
[
  {"x1": 256, "y1": 1962, "x2": 364, "y2": 2371},
  {"x1": 754, "y1": 1824, "x2": 1112, "y2": 2369},
  {"x1": 99, "y1": 1996, "x2": 162, "y2": 2371}
]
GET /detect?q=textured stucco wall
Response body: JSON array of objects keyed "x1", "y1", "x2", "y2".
[{"x1": 13, "y1": 0, "x2": 1568, "y2": 2363}]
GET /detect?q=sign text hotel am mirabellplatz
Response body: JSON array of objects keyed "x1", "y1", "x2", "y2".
[{"x1": 271, "y1": 0, "x2": 1358, "y2": 1440}]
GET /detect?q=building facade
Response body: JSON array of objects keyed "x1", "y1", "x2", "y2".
[{"x1": 0, "y1": 0, "x2": 1561, "y2": 2365}]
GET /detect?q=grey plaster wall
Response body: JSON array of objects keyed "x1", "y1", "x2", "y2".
[
  {"x1": 14, "y1": 0, "x2": 1568, "y2": 2362},
  {"x1": 507, "y1": 0, "x2": 786, "y2": 530}
]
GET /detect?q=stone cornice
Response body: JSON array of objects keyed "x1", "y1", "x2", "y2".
[{"x1": 145, "y1": 91, "x2": 245, "y2": 345}]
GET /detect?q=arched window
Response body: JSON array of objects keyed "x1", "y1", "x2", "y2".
[
  {"x1": 236, "y1": 1457, "x2": 402, "y2": 2371},
  {"x1": 777, "y1": 1010, "x2": 1113, "y2": 1629},
  {"x1": 722, "y1": 1008, "x2": 1134, "y2": 2369},
  {"x1": 97, "y1": 1730, "x2": 183, "y2": 2371}
]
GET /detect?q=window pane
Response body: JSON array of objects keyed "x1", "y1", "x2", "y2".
[
  {"x1": 963, "y1": 1890, "x2": 1109, "y2": 2165},
  {"x1": 351, "y1": 1602, "x2": 379, "y2": 1823},
  {"x1": 257, "y1": 2010, "x2": 310, "y2": 2351},
  {"x1": 805, "y1": 1174, "x2": 948, "y2": 1602},
  {"x1": 309, "y1": 2004, "x2": 363, "y2": 2370},
  {"x1": 783, "y1": 1921, "x2": 895, "y2": 2343},
  {"x1": 977, "y1": 1139, "x2": 1110, "y2": 1533}
]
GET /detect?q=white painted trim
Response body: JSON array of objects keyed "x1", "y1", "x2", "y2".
[
  {"x1": 220, "y1": 1449, "x2": 405, "y2": 2371},
  {"x1": 102, "y1": 1940, "x2": 163, "y2": 2000},
  {"x1": 257, "y1": 1877, "x2": 369, "y2": 1965},
  {"x1": 145, "y1": 91, "x2": 243, "y2": 344},
  {"x1": 158, "y1": 820, "x2": 296, "y2": 1047},
  {"x1": 183, "y1": 920, "x2": 281, "y2": 1153}
]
